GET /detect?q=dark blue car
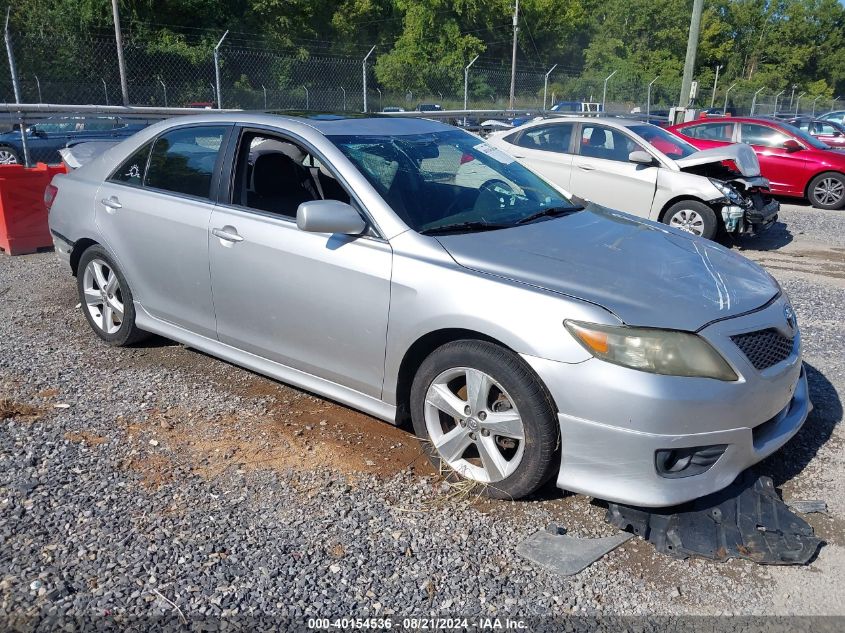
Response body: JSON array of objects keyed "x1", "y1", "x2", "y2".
[{"x1": 0, "y1": 116, "x2": 149, "y2": 165}]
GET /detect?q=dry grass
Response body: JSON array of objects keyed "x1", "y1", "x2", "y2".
[
  {"x1": 0, "y1": 398, "x2": 42, "y2": 422},
  {"x1": 64, "y1": 431, "x2": 108, "y2": 447}
]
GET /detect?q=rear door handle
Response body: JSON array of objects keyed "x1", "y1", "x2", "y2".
[
  {"x1": 100, "y1": 196, "x2": 122, "y2": 212},
  {"x1": 576, "y1": 164, "x2": 595, "y2": 171},
  {"x1": 212, "y1": 227, "x2": 244, "y2": 243}
]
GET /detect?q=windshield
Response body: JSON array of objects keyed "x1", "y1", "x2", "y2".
[
  {"x1": 628, "y1": 124, "x2": 699, "y2": 159},
  {"x1": 329, "y1": 129, "x2": 578, "y2": 232}
]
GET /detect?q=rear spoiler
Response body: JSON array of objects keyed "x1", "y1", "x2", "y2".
[{"x1": 58, "y1": 141, "x2": 120, "y2": 169}]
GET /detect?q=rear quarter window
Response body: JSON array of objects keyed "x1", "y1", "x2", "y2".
[{"x1": 109, "y1": 142, "x2": 153, "y2": 186}]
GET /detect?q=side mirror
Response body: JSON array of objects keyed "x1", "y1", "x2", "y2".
[
  {"x1": 782, "y1": 139, "x2": 802, "y2": 152},
  {"x1": 629, "y1": 150, "x2": 655, "y2": 165},
  {"x1": 296, "y1": 199, "x2": 367, "y2": 235}
]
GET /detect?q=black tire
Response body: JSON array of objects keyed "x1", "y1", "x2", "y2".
[
  {"x1": 0, "y1": 145, "x2": 20, "y2": 165},
  {"x1": 76, "y1": 245, "x2": 149, "y2": 346},
  {"x1": 662, "y1": 200, "x2": 718, "y2": 240},
  {"x1": 410, "y1": 340, "x2": 559, "y2": 500},
  {"x1": 807, "y1": 172, "x2": 845, "y2": 210}
]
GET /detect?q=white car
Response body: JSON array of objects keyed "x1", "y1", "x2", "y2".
[{"x1": 486, "y1": 117, "x2": 779, "y2": 240}]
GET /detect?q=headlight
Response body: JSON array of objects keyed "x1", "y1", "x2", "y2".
[
  {"x1": 709, "y1": 179, "x2": 745, "y2": 206},
  {"x1": 564, "y1": 320, "x2": 738, "y2": 381}
]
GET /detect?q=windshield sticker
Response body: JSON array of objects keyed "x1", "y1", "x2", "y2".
[{"x1": 474, "y1": 142, "x2": 515, "y2": 164}]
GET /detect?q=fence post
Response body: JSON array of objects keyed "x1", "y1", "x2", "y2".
[
  {"x1": 3, "y1": 8, "x2": 29, "y2": 167},
  {"x1": 34, "y1": 75, "x2": 42, "y2": 103},
  {"x1": 159, "y1": 79, "x2": 167, "y2": 107},
  {"x1": 602, "y1": 70, "x2": 617, "y2": 113},
  {"x1": 376, "y1": 88, "x2": 381, "y2": 110},
  {"x1": 362, "y1": 45, "x2": 375, "y2": 113},
  {"x1": 647, "y1": 76, "x2": 659, "y2": 119},
  {"x1": 341, "y1": 86, "x2": 346, "y2": 111},
  {"x1": 543, "y1": 63, "x2": 557, "y2": 110},
  {"x1": 723, "y1": 82, "x2": 737, "y2": 114},
  {"x1": 795, "y1": 92, "x2": 805, "y2": 115},
  {"x1": 812, "y1": 95, "x2": 821, "y2": 116},
  {"x1": 102, "y1": 78, "x2": 109, "y2": 106},
  {"x1": 261, "y1": 84, "x2": 267, "y2": 110},
  {"x1": 111, "y1": 0, "x2": 129, "y2": 105},
  {"x1": 710, "y1": 64, "x2": 722, "y2": 108},
  {"x1": 750, "y1": 87, "x2": 765, "y2": 115},
  {"x1": 304, "y1": 86, "x2": 309, "y2": 109},
  {"x1": 774, "y1": 89, "x2": 785, "y2": 116},
  {"x1": 214, "y1": 30, "x2": 228, "y2": 109},
  {"x1": 464, "y1": 54, "x2": 479, "y2": 123}
]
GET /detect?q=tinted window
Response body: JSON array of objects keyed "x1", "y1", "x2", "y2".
[
  {"x1": 579, "y1": 125, "x2": 642, "y2": 162},
  {"x1": 739, "y1": 124, "x2": 790, "y2": 148},
  {"x1": 682, "y1": 122, "x2": 734, "y2": 141},
  {"x1": 36, "y1": 118, "x2": 81, "y2": 134},
  {"x1": 513, "y1": 124, "x2": 573, "y2": 153},
  {"x1": 83, "y1": 117, "x2": 117, "y2": 131},
  {"x1": 146, "y1": 126, "x2": 227, "y2": 199},
  {"x1": 109, "y1": 142, "x2": 153, "y2": 186}
]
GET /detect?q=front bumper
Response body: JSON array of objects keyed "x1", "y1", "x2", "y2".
[
  {"x1": 721, "y1": 197, "x2": 779, "y2": 234},
  {"x1": 522, "y1": 296, "x2": 810, "y2": 507}
]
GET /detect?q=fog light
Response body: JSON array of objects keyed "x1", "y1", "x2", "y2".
[{"x1": 655, "y1": 445, "x2": 728, "y2": 479}]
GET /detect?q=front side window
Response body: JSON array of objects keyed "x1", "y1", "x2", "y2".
[
  {"x1": 35, "y1": 118, "x2": 80, "y2": 134},
  {"x1": 146, "y1": 126, "x2": 228, "y2": 199},
  {"x1": 682, "y1": 122, "x2": 734, "y2": 141},
  {"x1": 109, "y1": 142, "x2": 153, "y2": 186},
  {"x1": 329, "y1": 129, "x2": 578, "y2": 233},
  {"x1": 739, "y1": 124, "x2": 791, "y2": 148},
  {"x1": 513, "y1": 124, "x2": 573, "y2": 154},
  {"x1": 579, "y1": 125, "x2": 642, "y2": 162}
]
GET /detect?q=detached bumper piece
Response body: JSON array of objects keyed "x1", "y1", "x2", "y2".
[{"x1": 605, "y1": 472, "x2": 822, "y2": 565}]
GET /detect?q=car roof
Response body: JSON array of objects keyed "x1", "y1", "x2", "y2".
[
  {"x1": 673, "y1": 116, "x2": 783, "y2": 127},
  {"x1": 523, "y1": 116, "x2": 648, "y2": 129},
  {"x1": 142, "y1": 111, "x2": 454, "y2": 136}
]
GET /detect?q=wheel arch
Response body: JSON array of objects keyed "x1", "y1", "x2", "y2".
[
  {"x1": 69, "y1": 238, "x2": 99, "y2": 276},
  {"x1": 657, "y1": 195, "x2": 714, "y2": 223}
]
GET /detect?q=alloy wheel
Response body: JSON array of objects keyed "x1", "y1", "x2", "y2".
[
  {"x1": 82, "y1": 259, "x2": 124, "y2": 334},
  {"x1": 813, "y1": 177, "x2": 844, "y2": 206},
  {"x1": 0, "y1": 150, "x2": 18, "y2": 165},
  {"x1": 424, "y1": 367, "x2": 525, "y2": 483},
  {"x1": 668, "y1": 209, "x2": 705, "y2": 236}
]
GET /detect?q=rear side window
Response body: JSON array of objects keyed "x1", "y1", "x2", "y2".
[
  {"x1": 513, "y1": 124, "x2": 573, "y2": 153},
  {"x1": 682, "y1": 123, "x2": 734, "y2": 141},
  {"x1": 110, "y1": 142, "x2": 153, "y2": 186},
  {"x1": 145, "y1": 126, "x2": 228, "y2": 199}
]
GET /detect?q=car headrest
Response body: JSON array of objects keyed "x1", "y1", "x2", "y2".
[
  {"x1": 588, "y1": 130, "x2": 606, "y2": 146},
  {"x1": 253, "y1": 153, "x2": 301, "y2": 196}
]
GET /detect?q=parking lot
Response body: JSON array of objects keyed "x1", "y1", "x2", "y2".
[{"x1": 1, "y1": 202, "x2": 844, "y2": 623}]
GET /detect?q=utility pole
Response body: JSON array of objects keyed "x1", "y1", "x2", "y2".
[
  {"x1": 111, "y1": 0, "x2": 129, "y2": 105},
  {"x1": 679, "y1": 0, "x2": 704, "y2": 107},
  {"x1": 509, "y1": 0, "x2": 519, "y2": 109},
  {"x1": 4, "y1": 8, "x2": 29, "y2": 166},
  {"x1": 710, "y1": 64, "x2": 722, "y2": 108},
  {"x1": 214, "y1": 30, "x2": 228, "y2": 109},
  {"x1": 543, "y1": 63, "x2": 557, "y2": 110},
  {"x1": 362, "y1": 45, "x2": 375, "y2": 113}
]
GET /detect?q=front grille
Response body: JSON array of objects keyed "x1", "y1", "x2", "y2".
[{"x1": 731, "y1": 329, "x2": 794, "y2": 370}]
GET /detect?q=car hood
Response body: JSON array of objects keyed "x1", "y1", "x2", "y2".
[
  {"x1": 675, "y1": 143, "x2": 761, "y2": 177},
  {"x1": 436, "y1": 206, "x2": 778, "y2": 331}
]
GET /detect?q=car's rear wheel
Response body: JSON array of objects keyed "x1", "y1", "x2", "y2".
[
  {"x1": 663, "y1": 200, "x2": 718, "y2": 240},
  {"x1": 77, "y1": 245, "x2": 148, "y2": 346},
  {"x1": 0, "y1": 146, "x2": 19, "y2": 165},
  {"x1": 410, "y1": 340, "x2": 559, "y2": 500},
  {"x1": 808, "y1": 172, "x2": 845, "y2": 210}
]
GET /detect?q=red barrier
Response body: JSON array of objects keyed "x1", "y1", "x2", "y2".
[{"x1": 0, "y1": 163, "x2": 67, "y2": 255}]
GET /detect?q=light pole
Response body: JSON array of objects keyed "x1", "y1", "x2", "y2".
[
  {"x1": 159, "y1": 78, "x2": 167, "y2": 107},
  {"x1": 213, "y1": 30, "x2": 228, "y2": 109},
  {"x1": 812, "y1": 95, "x2": 822, "y2": 116},
  {"x1": 723, "y1": 81, "x2": 737, "y2": 114},
  {"x1": 543, "y1": 63, "x2": 557, "y2": 110},
  {"x1": 464, "y1": 54, "x2": 479, "y2": 114},
  {"x1": 710, "y1": 64, "x2": 722, "y2": 108},
  {"x1": 647, "y1": 75, "x2": 659, "y2": 119},
  {"x1": 773, "y1": 89, "x2": 785, "y2": 115},
  {"x1": 795, "y1": 91, "x2": 805, "y2": 115},
  {"x1": 750, "y1": 87, "x2": 765, "y2": 115},
  {"x1": 34, "y1": 75, "x2": 41, "y2": 103},
  {"x1": 602, "y1": 70, "x2": 617, "y2": 113},
  {"x1": 362, "y1": 45, "x2": 375, "y2": 113}
]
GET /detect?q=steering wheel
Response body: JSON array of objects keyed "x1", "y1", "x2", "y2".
[{"x1": 475, "y1": 178, "x2": 517, "y2": 209}]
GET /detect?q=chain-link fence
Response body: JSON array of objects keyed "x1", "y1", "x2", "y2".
[{"x1": 1, "y1": 32, "x2": 843, "y2": 117}]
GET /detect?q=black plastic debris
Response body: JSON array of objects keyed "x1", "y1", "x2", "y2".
[
  {"x1": 605, "y1": 472, "x2": 823, "y2": 564},
  {"x1": 516, "y1": 524, "x2": 632, "y2": 576}
]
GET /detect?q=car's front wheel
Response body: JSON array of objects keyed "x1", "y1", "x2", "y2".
[
  {"x1": 76, "y1": 245, "x2": 149, "y2": 346},
  {"x1": 0, "y1": 146, "x2": 19, "y2": 165},
  {"x1": 410, "y1": 340, "x2": 559, "y2": 499},
  {"x1": 808, "y1": 172, "x2": 845, "y2": 210},
  {"x1": 662, "y1": 200, "x2": 718, "y2": 240}
]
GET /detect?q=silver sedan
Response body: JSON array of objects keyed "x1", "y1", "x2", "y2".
[{"x1": 47, "y1": 113, "x2": 809, "y2": 506}]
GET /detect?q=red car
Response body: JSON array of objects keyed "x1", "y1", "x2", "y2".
[{"x1": 668, "y1": 117, "x2": 845, "y2": 209}]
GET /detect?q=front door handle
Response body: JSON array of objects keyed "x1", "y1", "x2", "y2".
[
  {"x1": 212, "y1": 227, "x2": 244, "y2": 243},
  {"x1": 100, "y1": 196, "x2": 122, "y2": 211},
  {"x1": 576, "y1": 164, "x2": 595, "y2": 171}
]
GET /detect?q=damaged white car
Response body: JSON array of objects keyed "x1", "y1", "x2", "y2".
[{"x1": 486, "y1": 117, "x2": 779, "y2": 241}]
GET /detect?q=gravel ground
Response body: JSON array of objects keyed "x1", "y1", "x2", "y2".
[{"x1": 1, "y1": 202, "x2": 844, "y2": 627}]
